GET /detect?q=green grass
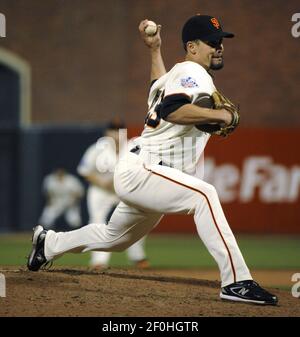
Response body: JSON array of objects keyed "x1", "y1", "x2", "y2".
[{"x1": 0, "y1": 233, "x2": 299, "y2": 270}]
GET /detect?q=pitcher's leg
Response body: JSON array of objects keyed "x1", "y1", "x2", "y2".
[
  {"x1": 192, "y1": 184, "x2": 252, "y2": 287},
  {"x1": 44, "y1": 202, "x2": 162, "y2": 260},
  {"x1": 153, "y1": 165, "x2": 252, "y2": 287},
  {"x1": 162, "y1": 166, "x2": 251, "y2": 286},
  {"x1": 121, "y1": 162, "x2": 252, "y2": 287}
]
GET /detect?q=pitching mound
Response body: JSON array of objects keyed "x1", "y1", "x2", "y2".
[{"x1": 0, "y1": 267, "x2": 299, "y2": 317}]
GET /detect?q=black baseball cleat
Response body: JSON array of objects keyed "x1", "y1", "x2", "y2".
[
  {"x1": 27, "y1": 225, "x2": 48, "y2": 271},
  {"x1": 220, "y1": 280, "x2": 278, "y2": 305}
]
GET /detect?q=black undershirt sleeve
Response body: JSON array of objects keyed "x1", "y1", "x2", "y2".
[{"x1": 160, "y1": 94, "x2": 191, "y2": 120}]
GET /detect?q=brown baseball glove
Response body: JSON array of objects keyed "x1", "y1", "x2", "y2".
[{"x1": 195, "y1": 91, "x2": 240, "y2": 137}]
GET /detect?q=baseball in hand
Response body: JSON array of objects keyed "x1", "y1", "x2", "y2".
[{"x1": 144, "y1": 20, "x2": 157, "y2": 36}]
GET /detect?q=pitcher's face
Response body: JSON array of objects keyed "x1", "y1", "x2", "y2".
[{"x1": 210, "y1": 44, "x2": 224, "y2": 70}]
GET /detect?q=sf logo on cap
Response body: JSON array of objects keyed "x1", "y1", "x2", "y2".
[{"x1": 211, "y1": 18, "x2": 220, "y2": 29}]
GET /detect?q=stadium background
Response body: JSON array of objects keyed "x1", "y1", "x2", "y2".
[{"x1": 0, "y1": 1, "x2": 299, "y2": 280}]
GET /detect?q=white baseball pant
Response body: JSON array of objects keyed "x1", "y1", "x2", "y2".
[
  {"x1": 45, "y1": 151, "x2": 252, "y2": 287},
  {"x1": 87, "y1": 188, "x2": 147, "y2": 266}
]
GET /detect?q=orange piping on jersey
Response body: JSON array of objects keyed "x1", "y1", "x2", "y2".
[{"x1": 144, "y1": 164, "x2": 237, "y2": 283}]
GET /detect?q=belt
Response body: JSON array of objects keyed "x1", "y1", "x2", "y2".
[{"x1": 130, "y1": 146, "x2": 166, "y2": 166}]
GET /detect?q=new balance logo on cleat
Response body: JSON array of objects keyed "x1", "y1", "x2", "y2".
[
  {"x1": 220, "y1": 280, "x2": 278, "y2": 305},
  {"x1": 238, "y1": 287, "x2": 249, "y2": 296},
  {"x1": 231, "y1": 286, "x2": 250, "y2": 297}
]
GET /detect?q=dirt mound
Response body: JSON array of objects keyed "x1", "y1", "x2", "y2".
[{"x1": 0, "y1": 267, "x2": 299, "y2": 317}]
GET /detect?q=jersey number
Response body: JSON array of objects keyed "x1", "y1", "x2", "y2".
[{"x1": 145, "y1": 90, "x2": 164, "y2": 128}]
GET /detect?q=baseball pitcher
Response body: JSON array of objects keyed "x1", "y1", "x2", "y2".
[{"x1": 28, "y1": 15, "x2": 278, "y2": 306}]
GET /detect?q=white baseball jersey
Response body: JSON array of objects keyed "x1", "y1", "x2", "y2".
[
  {"x1": 43, "y1": 173, "x2": 84, "y2": 206},
  {"x1": 139, "y1": 61, "x2": 214, "y2": 176}
]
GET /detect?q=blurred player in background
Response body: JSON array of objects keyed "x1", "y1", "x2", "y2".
[
  {"x1": 77, "y1": 120, "x2": 149, "y2": 269},
  {"x1": 39, "y1": 168, "x2": 84, "y2": 229}
]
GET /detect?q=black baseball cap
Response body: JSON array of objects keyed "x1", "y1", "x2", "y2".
[{"x1": 182, "y1": 14, "x2": 234, "y2": 45}]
